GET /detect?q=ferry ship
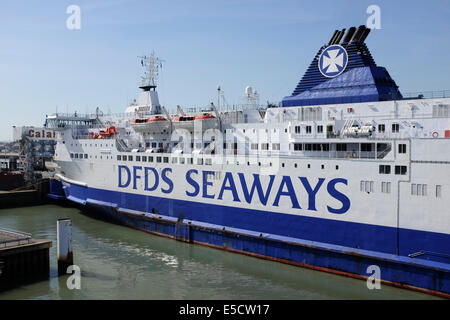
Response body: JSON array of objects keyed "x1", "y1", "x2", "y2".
[{"x1": 47, "y1": 25, "x2": 450, "y2": 297}]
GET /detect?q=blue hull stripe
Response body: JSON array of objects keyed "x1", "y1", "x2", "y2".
[
  {"x1": 59, "y1": 181, "x2": 450, "y2": 295},
  {"x1": 62, "y1": 183, "x2": 450, "y2": 262}
]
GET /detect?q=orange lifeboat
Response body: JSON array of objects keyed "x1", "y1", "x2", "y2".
[
  {"x1": 172, "y1": 113, "x2": 217, "y2": 131},
  {"x1": 98, "y1": 126, "x2": 117, "y2": 138},
  {"x1": 130, "y1": 115, "x2": 170, "y2": 133}
]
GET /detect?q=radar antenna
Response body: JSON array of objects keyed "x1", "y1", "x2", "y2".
[{"x1": 138, "y1": 51, "x2": 164, "y2": 88}]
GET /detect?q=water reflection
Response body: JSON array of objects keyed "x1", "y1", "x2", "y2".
[{"x1": 0, "y1": 205, "x2": 439, "y2": 300}]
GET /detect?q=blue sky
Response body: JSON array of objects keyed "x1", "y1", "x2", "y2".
[{"x1": 1, "y1": 0, "x2": 449, "y2": 141}]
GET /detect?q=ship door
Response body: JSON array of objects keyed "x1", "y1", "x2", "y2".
[{"x1": 327, "y1": 125, "x2": 333, "y2": 137}]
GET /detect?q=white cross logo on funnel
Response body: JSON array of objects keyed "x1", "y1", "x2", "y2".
[{"x1": 319, "y1": 45, "x2": 348, "y2": 78}]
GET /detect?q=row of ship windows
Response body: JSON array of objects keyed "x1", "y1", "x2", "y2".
[
  {"x1": 361, "y1": 181, "x2": 392, "y2": 194},
  {"x1": 116, "y1": 154, "x2": 339, "y2": 170},
  {"x1": 69, "y1": 153, "x2": 113, "y2": 160},
  {"x1": 67, "y1": 153, "x2": 408, "y2": 178},
  {"x1": 228, "y1": 123, "x2": 400, "y2": 135},
  {"x1": 379, "y1": 165, "x2": 407, "y2": 175},
  {"x1": 360, "y1": 181, "x2": 442, "y2": 197},
  {"x1": 291, "y1": 123, "x2": 400, "y2": 134},
  {"x1": 290, "y1": 143, "x2": 406, "y2": 153},
  {"x1": 69, "y1": 143, "x2": 114, "y2": 148}
]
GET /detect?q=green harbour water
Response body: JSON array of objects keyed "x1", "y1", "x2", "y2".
[{"x1": 0, "y1": 204, "x2": 439, "y2": 300}]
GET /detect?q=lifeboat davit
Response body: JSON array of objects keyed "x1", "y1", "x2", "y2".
[
  {"x1": 172, "y1": 113, "x2": 217, "y2": 131},
  {"x1": 130, "y1": 115, "x2": 170, "y2": 132}
]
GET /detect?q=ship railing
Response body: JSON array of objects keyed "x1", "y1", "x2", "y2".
[
  {"x1": 0, "y1": 228, "x2": 32, "y2": 248},
  {"x1": 402, "y1": 89, "x2": 450, "y2": 100}
]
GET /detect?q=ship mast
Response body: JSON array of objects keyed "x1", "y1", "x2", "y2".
[{"x1": 138, "y1": 52, "x2": 164, "y2": 91}]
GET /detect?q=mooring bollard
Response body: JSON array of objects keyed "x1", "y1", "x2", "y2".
[{"x1": 57, "y1": 218, "x2": 73, "y2": 276}]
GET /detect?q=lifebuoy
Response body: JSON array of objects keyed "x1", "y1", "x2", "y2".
[{"x1": 432, "y1": 131, "x2": 439, "y2": 138}]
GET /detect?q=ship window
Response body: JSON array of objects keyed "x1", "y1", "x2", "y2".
[
  {"x1": 294, "y1": 126, "x2": 301, "y2": 134},
  {"x1": 395, "y1": 165, "x2": 407, "y2": 175},
  {"x1": 188, "y1": 158, "x2": 193, "y2": 164},
  {"x1": 379, "y1": 165, "x2": 391, "y2": 174},
  {"x1": 75, "y1": 154, "x2": 78, "y2": 159},
  {"x1": 128, "y1": 156, "x2": 133, "y2": 161},
  {"x1": 70, "y1": 153, "x2": 74, "y2": 158},
  {"x1": 251, "y1": 143, "x2": 258, "y2": 150},
  {"x1": 172, "y1": 157, "x2": 178, "y2": 164},
  {"x1": 293, "y1": 143, "x2": 302, "y2": 151},
  {"x1": 149, "y1": 156, "x2": 154, "y2": 162},
  {"x1": 361, "y1": 180, "x2": 375, "y2": 193},
  {"x1": 223, "y1": 143, "x2": 228, "y2": 149},
  {"x1": 307, "y1": 164, "x2": 311, "y2": 169},
  {"x1": 294, "y1": 163, "x2": 297, "y2": 168},
  {"x1": 305, "y1": 144, "x2": 312, "y2": 151},
  {"x1": 146, "y1": 142, "x2": 150, "y2": 148},
  {"x1": 392, "y1": 123, "x2": 399, "y2": 133},
  {"x1": 136, "y1": 156, "x2": 141, "y2": 161},
  {"x1": 336, "y1": 144, "x2": 347, "y2": 151},
  {"x1": 163, "y1": 157, "x2": 169, "y2": 163},
  {"x1": 336, "y1": 165, "x2": 339, "y2": 170},
  {"x1": 412, "y1": 184, "x2": 427, "y2": 196},
  {"x1": 261, "y1": 143, "x2": 269, "y2": 150},
  {"x1": 272, "y1": 143, "x2": 280, "y2": 150},
  {"x1": 361, "y1": 144, "x2": 372, "y2": 152},
  {"x1": 79, "y1": 154, "x2": 83, "y2": 159},
  {"x1": 432, "y1": 104, "x2": 450, "y2": 117},
  {"x1": 381, "y1": 182, "x2": 391, "y2": 194},
  {"x1": 152, "y1": 142, "x2": 157, "y2": 148},
  {"x1": 142, "y1": 156, "x2": 147, "y2": 162},
  {"x1": 306, "y1": 126, "x2": 312, "y2": 134},
  {"x1": 84, "y1": 154, "x2": 88, "y2": 159},
  {"x1": 317, "y1": 125, "x2": 323, "y2": 133},
  {"x1": 398, "y1": 144, "x2": 407, "y2": 154},
  {"x1": 282, "y1": 163, "x2": 285, "y2": 168},
  {"x1": 205, "y1": 159, "x2": 212, "y2": 165},
  {"x1": 285, "y1": 128, "x2": 287, "y2": 133},
  {"x1": 197, "y1": 158, "x2": 203, "y2": 165},
  {"x1": 247, "y1": 161, "x2": 250, "y2": 166},
  {"x1": 180, "y1": 158, "x2": 185, "y2": 164},
  {"x1": 436, "y1": 185, "x2": 442, "y2": 198},
  {"x1": 157, "y1": 156, "x2": 162, "y2": 163}
]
